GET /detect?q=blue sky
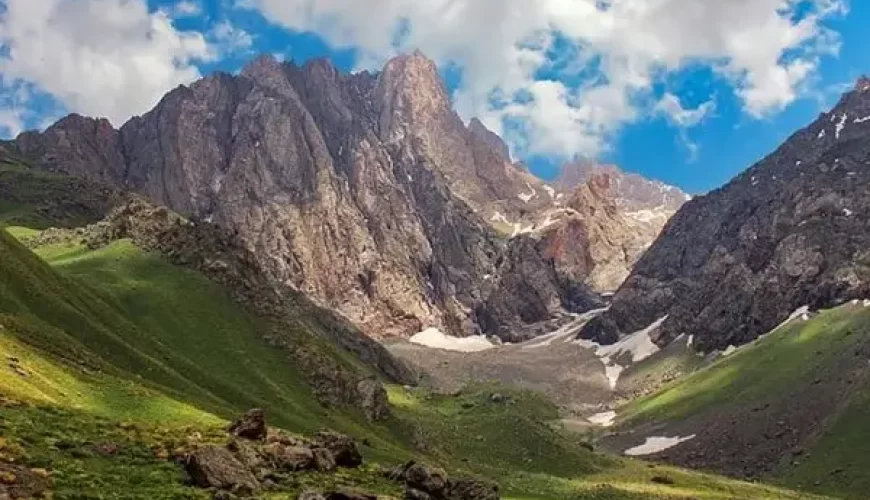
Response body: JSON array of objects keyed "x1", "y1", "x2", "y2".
[{"x1": 1, "y1": 0, "x2": 866, "y2": 194}]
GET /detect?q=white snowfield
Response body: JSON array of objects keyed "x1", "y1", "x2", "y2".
[
  {"x1": 575, "y1": 315, "x2": 667, "y2": 389},
  {"x1": 519, "y1": 307, "x2": 611, "y2": 350},
  {"x1": 624, "y1": 435, "x2": 696, "y2": 456},
  {"x1": 587, "y1": 411, "x2": 616, "y2": 427},
  {"x1": 409, "y1": 328, "x2": 495, "y2": 352}
]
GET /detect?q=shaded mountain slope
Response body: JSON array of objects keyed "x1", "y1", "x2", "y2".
[
  {"x1": 605, "y1": 302, "x2": 870, "y2": 500},
  {"x1": 581, "y1": 78, "x2": 870, "y2": 351}
]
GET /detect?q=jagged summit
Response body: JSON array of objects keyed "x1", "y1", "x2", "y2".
[
  {"x1": 11, "y1": 51, "x2": 684, "y2": 341},
  {"x1": 856, "y1": 75, "x2": 870, "y2": 92}
]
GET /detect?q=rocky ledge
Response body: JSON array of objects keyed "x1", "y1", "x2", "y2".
[{"x1": 184, "y1": 409, "x2": 499, "y2": 500}]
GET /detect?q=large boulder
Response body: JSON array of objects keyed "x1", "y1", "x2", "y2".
[
  {"x1": 356, "y1": 378, "x2": 391, "y2": 421},
  {"x1": 264, "y1": 444, "x2": 316, "y2": 471},
  {"x1": 186, "y1": 446, "x2": 260, "y2": 494},
  {"x1": 313, "y1": 431, "x2": 362, "y2": 468},
  {"x1": 446, "y1": 479, "x2": 499, "y2": 500},
  {"x1": 228, "y1": 408, "x2": 267, "y2": 441},
  {"x1": 389, "y1": 462, "x2": 500, "y2": 500}
]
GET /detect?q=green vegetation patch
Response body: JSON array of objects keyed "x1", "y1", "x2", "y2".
[{"x1": 620, "y1": 305, "x2": 870, "y2": 425}]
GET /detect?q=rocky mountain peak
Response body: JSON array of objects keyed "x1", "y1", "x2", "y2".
[
  {"x1": 856, "y1": 75, "x2": 870, "y2": 92},
  {"x1": 240, "y1": 53, "x2": 289, "y2": 87}
]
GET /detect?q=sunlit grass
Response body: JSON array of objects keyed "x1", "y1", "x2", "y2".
[{"x1": 620, "y1": 305, "x2": 870, "y2": 425}]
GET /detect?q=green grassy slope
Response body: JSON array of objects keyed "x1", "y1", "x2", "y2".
[
  {"x1": 616, "y1": 304, "x2": 870, "y2": 499},
  {"x1": 0, "y1": 227, "x2": 834, "y2": 499},
  {"x1": 0, "y1": 230, "x2": 410, "y2": 453},
  {"x1": 389, "y1": 385, "x2": 826, "y2": 500},
  {"x1": 620, "y1": 305, "x2": 870, "y2": 425}
]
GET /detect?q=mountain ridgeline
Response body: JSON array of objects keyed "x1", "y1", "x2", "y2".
[
  {"x1": 581, "y1": 77, "x2": 870, "y2": 351},
  {"x1": 8, "y1": 52, "x2": 686, "y2": 342}
]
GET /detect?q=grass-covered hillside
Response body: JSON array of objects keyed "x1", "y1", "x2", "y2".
[
  {"x1": 0, "y1": 227, "x2": 832, "y2": 499},
  {"x1": 0, "y1": 158, "x2": 839, "y2": 499},
  {"x1": 609, "y1": 303, "x2": 870, "y2": 499}
]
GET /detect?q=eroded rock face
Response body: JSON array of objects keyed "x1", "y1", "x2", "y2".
[
  {"x1": 13, "y1": 53, "x2": 612, "y2": 341},
  {"x1": 581, "y1": 78, "x2": 870, "y2": 351}
]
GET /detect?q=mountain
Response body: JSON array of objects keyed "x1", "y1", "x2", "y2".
[
  {"x1": 580, "y1": 77, "x2": 870, "y2": 351},
  {"x1": 555, "y1": 161, "x2": 691, "y2": 213},
  {"x1": 10, "y1": 52, "x2": 671, "y2": 341}
]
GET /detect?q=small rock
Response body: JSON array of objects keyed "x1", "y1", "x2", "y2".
[
  {"x1": 313, "y1": 431, "x2": 362, "y2": 468},
  {"x1": 228, "y1": 409, "x2": 267, "y2": 441},
  {"x1": 650, "y1": 475, "x2": 675, "y2": 485},
  {"x1": 404, "y1": 489, "x2": 432, "y2": 500},
  {"x1": 94, "y1": 442, "x2": 119, "y2": 457},
  {"x1": 447, "y1": 478, "x2": 500, "y2": 500}
]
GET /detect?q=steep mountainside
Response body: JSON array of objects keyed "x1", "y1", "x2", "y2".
[
  {"x1": 9, "y1": 53, "x2": 618, "y2": 340},
  {"x1": 581, "y1": 77, "x2": 870, "y2": 351},
  {"x1": 556, "y1": 161, "x2": 691, "y2": 213}
]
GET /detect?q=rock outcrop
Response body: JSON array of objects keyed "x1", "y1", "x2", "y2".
[
  {"x1": 185, "y1": 410, "x2": 500, "y2": 500},
  {"x1": 581, "y1": 77, "x2": 870, "y2": 351},
  {"x1": 12, "y1": 52, "x2": 607, "y2": 340}
]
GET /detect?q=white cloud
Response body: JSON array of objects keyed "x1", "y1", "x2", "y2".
[
  {"x1": 0, "y1": 0, "x2": 215, "y2": 127},
  {"x1": 211, "y1": 20, "x2": 255, "y2": 54},
  {"x1": 240, "y1": 0, "x2": 846, "y2": 159},
  {"x1": 171, "y1": 1, "x2": 203, "y2": 18},
  {"x1": 655, "y1": 93, "x2": 716, "y2": 128}
]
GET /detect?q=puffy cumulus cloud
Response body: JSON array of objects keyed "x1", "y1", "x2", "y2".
[
  {"x1": 211, "y1": 20, "x2": 255, "y2": 54},
  {"x1": 240, "y1": 0, "x2": 846, "y2": 159},
  {"x1": 0, "y1": 0, "x2": 214, "y2": 129},
  {"x1": 655, "y1": 93, "x2": 716, "y2": 128}
]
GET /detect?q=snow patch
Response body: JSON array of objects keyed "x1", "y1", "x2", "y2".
[
  {"x1": 543, "y1": 185, "x2": 556, "y2": 199},
  {"x1": 774, "y1": 305, "x2": 810, "y2": 331},
  {"x1": 626, "y1": 207, "x2": 669, "y2": 223},
  {"x1": 722, "y1": 345, "x2": 737, "y2": 357},
  {"x1": 409, "y1": 328, "x2": 494, "y2": 352},
  {"x1": 818, "y1": 129, "x2": 826, "y2": 139},
  {"x1": 844, "y1": 208, "x2": 854, "y2": 217},
  {"x1": 864, "y1": 299, "x2": 870, "y2": 308},
  {"x1": 575, "y1": 316, "x2": 667, "y2": 390},
  {"x1": 836, "y1": 113, "x2": 848, "y2": 139},
  {"x1": 587, "y1": 411, "x2": 616, "y2": 427},
  {"x1": 491, "y1": 211, "x2": 510, "y2": 225},
  {"x1": 518, "y1": 182, "x2": 537, "y2": 203},
  {"x1": 624, "y1": 435, "x2": 696, "y2": 456},
  {"x1": 854, "y1": 115, "x2": 870, "y2": 124},
  {"x1": 597, "y1": 316, "x2": 666, "y2": 363},
  {"x1": 520, "y1": 308, "x2": 609, "y2": 350}
]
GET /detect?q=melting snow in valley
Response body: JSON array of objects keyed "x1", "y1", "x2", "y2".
[
  {"x1": 409, "y1": 328, "x2": 495, "y2": 352},
  {"x1": 575, "y1": 316, "x2": 667, "y2": 389},
  {"x1": 519, "y1": 308, "x2": 610, "y2": 350},
  {"x1": 587, "y1": 411, "x2": 616, "y2": 427},
  {"x1": 624, "y1": 435, "x2": 696, "y2": 456}
]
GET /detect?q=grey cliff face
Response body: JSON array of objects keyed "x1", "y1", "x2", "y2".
[
  {"x1": 13, "y1": 52, "x2": 614, "y2": 340},
  {"x1": 581, "y1": 78, "x2": 870, "y2": 351}
]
